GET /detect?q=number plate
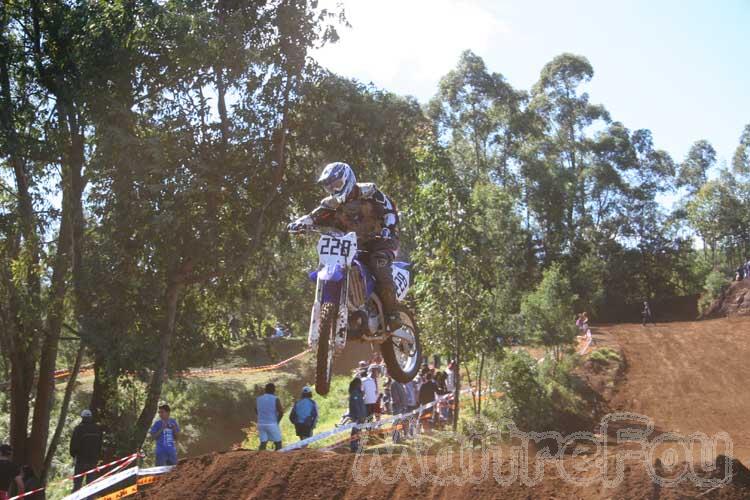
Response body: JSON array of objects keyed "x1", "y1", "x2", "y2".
[
  {"x1": 317, "y1": 232, "x2": 358, "y2": 267},
  {"x1": 392, "y1": 267, "x2": 410, "y2": 301}
]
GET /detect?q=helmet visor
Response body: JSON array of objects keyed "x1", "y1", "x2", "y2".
[{"x1": 322, "y1": 177, "x2": 346, "y2": 195}]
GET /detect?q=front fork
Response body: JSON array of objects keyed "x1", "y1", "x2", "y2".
[{"x1": 307, "y1": 268, "x2": 350, "y2": 354}]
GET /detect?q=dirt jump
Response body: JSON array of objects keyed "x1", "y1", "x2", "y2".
[{"x1": 139, "y1": 316, "x2": 750, "y2": 499}]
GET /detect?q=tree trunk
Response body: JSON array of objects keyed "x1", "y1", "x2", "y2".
[
  {"x1": 42, "y1": 344, "x2": 84, "y2": 482},
  {"x1": 131, "y1": 278, "x2": 183, "y2": 450},
  {"x1": 477, "y1": 351, "x2": 485, "y2": 416},
  {"x1": 28, "y1": 103, "x2": 84, "y2": 474}
]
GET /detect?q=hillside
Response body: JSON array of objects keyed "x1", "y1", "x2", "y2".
[{"x1": 703, "y1": 280, "x2": 750, "y2": 319}]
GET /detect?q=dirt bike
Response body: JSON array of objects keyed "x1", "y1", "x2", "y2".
[{"x1": 290, "y1": 227, "x2": 422, "y2": 395}]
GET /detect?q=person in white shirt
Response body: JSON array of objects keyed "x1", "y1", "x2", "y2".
[{"x1": 362, "y1": 365, "x2": 381, "y2": 420}]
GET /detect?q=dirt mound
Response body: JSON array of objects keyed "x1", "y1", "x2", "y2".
[
  {"x1": 138, "y1": 448, "x2": 750, "y2": 499},
  {"x1": 703, "y1": 280, "x2": 750, "y2": 318}
]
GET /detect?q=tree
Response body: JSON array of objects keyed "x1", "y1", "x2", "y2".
[
  {"x1": 678, "y1": 140, "x2": 716, "y2": 195},
  {"x1": 520, "y1": 263, "x2": 578, "y2": 366}
]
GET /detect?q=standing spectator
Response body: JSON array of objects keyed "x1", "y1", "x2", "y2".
[
  {"x1": 642, "y1": 301, "x2": 654, "y2": 326},
  {"x1": 418, "y1": 373, "x2": 438, "y2": 431},
  {"x1": 405, "y1": 378, "x2": 418, "y2": 411},
  {"x1": 70, "y1": 409, "x2": 103, "y2": 491},
  {"x1": 389, "y1": 378, "x2": 408, "y2": 415},
  {"x1": 255, "y1": 383, "x2": 284, "y2": 451},
  {"x1": 0, "y1": 444, "x2": 23, "y2": 500},
  {"x1": 362, "y1": 365, "x2": 381, "y2": 420},
  {"x1": 150, "y1": 403, "x2": 180, "y2": 466},
  {"x1": 348, "y1": 377, "x2": 367, "y2": 452},
  {"x1": 289, "y1": 387, "x2": 318, "y2": 442},
  {"x1": 445, "y1": 361, "x2": 456, "y2": 393}
]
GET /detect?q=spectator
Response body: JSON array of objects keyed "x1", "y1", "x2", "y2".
[
  {"x1": 255, "y1": 383, "x2": 284, "y2": 451},
  {"x1": 445, "y1": 361, "x2": 456, "y2": 393},
  {"x1": 289, "y1": 386, "x2": 318, "y2": 442},
  {"x1": 0, "y1": 444, "x2": 23, "y2": 500},
  {"x1": 348, "y1": 377, "x2": 367, "y2": 452},
  {"x1": 405, "y1": 378, "x2": 418, "y2": 411},
  {"x1": 70, "y1": 409, "x2": 103, "y2": 491},
  {"x1": 642, "y1": 301, "x2": 654, "y2": 326},
  {"x1": 736, "y1": 264, "x2": 745, "y2": 281},
  {"x1": 355, "y1": 360, "x2": 368, "y2": 377},
  {"x1": 22, "y1": 466, "x2": 44, "y2": 500},
  {"x1": 150, "y1": 403, "x2": 180, "y2": 466},
  {"x1": 362, "y1": 365, "x2": 381, "y2": 420},
  {"x1": 418, "y1": 373, "x2": 438, "y2": 431},
  {"x1": 389, "y1": 378, "x2": 408, "y2": 415}
]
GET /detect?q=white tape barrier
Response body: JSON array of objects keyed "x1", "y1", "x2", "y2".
[
  {"x1": 281, "y1": 388, "x2": 473, "y2": 452},
  {"x1": 138, "y1": 465, "x2": 175, "y2": 476},
  {"x1": 59, "y1": 463, "x2": 175, "y2": 500},
  {"x1": 62, "y1": 466, "x2": 139, "y2": 500}
]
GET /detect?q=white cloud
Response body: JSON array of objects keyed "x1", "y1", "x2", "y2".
[{"x1": 314, "y1": 0, "x2": 510, "y2": 100}]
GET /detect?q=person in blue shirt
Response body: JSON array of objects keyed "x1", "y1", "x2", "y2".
[
  {"x1": 150, "y1": 403, "x2": 180, "y2": 466},
  {"x1": 289, "y1": 387, "x2": 318, "y2": 442}
]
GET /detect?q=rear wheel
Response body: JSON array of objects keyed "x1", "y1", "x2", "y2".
[
  {"x1": 381, "y1": 307, "x2": 421, "y2": 383},
  {"x1": 315, "y1": 302, "x2": 337, "y2": 395}
]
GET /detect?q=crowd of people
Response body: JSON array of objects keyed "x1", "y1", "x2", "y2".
[
  {"x1": 346, "y1": 354, "x2": 457, "y2": 451},
  {"x1": 735, "y1": 259, "x2": 750, "y2": 281},
  {"x1": 249, "y1": 353, "x2": 459, "y2": 453}
]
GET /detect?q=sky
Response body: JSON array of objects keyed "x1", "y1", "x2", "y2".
[{"x1": 314, "y1": 0, "x2": 750, "y2": 168}]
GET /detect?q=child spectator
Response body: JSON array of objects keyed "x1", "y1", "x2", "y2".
[{"x1": 150, "y1": 403, "x2": 180, "y2": 465}]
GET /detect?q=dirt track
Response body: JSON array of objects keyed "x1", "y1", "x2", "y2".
[
  {"x1": 140, "y1": 317, "x2": 750, "y2": 499},
  {"x1": 600, "y1": 317, "x2": 750, "y2": 463}
]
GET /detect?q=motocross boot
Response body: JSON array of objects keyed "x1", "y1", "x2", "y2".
[{"x1": 369, "y1": 247, "x2": 403, "y2": 332}]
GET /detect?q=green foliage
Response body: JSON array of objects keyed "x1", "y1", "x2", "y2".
[
  {"x1": 520, "y1": 263, "x2": 578, "y2": 361},
  {"x1": 698, "y1": 270, "x2": 731, "y2": 315},
  {"x1": 589, "y1": 347, "x2": 621, "y2": 366}
]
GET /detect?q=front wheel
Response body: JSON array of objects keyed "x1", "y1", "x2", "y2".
[
  {"x1": 315, "y1": 302, "x2": 337, "y2": 395},
  {"x1": 381, "y1": 307, "x2": 422, "y2": 383}
]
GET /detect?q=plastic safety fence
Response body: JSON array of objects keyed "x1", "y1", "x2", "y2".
[{"x1": 280, "y1": 386, "x2": 496, "y2": 452}]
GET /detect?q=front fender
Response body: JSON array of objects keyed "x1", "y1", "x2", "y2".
[{"x1": 309, "y1": 264, "x2": 345, "y2": 283}]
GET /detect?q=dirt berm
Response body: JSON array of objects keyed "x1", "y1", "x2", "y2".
[
  {"x1": 703, "y1": 279, "x2": 750, "y2": 318},
  {"x1": 139, "y1": 448, "x2": 750, "y2": 499}
]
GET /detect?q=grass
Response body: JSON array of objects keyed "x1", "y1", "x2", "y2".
[{"x1": 589, "y1": 347, "x2": 621, "y2": 365}]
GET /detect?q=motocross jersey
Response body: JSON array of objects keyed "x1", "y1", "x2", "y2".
[{"x1": 310, "y1": 183, "x2": 399, "y2": 246}]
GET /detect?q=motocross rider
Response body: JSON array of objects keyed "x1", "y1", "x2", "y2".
[{"x1": 288, "y1": 162, "x2": 402, "y2": 331}]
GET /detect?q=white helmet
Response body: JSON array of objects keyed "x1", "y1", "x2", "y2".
[{"x1": 317, "y1": 162, "x2": 356, "y2": 204}]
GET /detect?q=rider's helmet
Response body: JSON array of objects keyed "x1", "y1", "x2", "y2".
[{"x1": 317, "y1": 162, "x2": 356, "y2": 204}]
